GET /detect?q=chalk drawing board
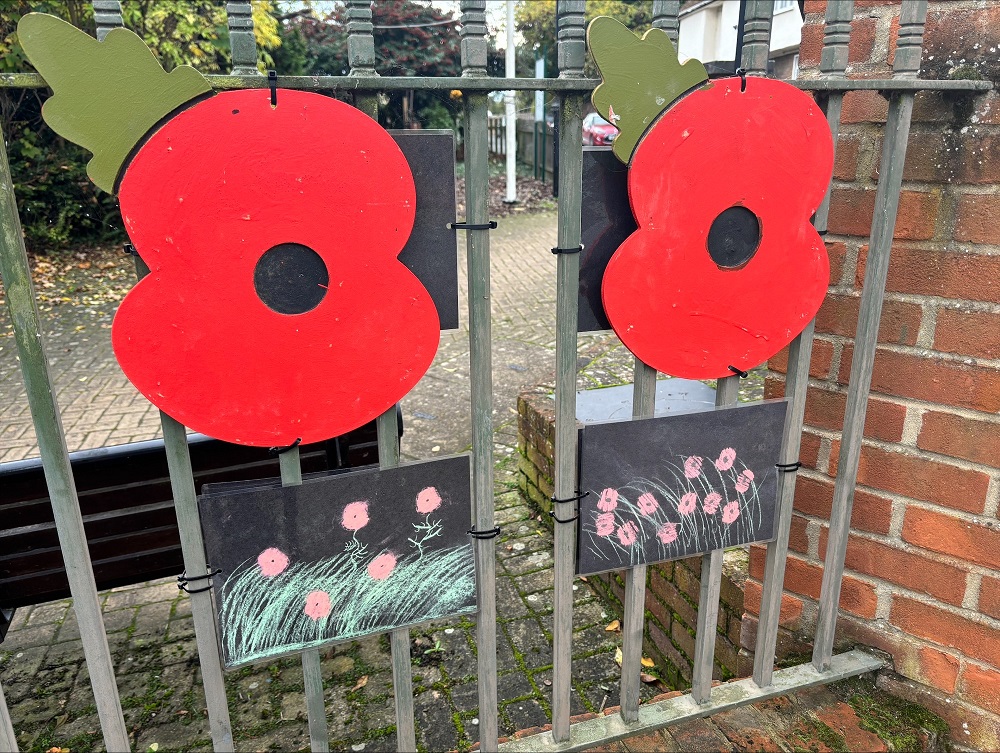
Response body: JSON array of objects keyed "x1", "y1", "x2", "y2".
[
  {"x1": 198, "y1": 454, "x2": 476, "y2": 668},
  {"x1": 576, "y1": 401, "x2": 787, "y2": 576},
  {"x1": 391, "y1": 130, "x2": 460, "y2": 331}
]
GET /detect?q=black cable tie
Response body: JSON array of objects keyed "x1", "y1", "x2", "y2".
[
  {"x1": 268, "y1": 70, "x2": 277, "y2": 107},
  {"x1": 269, "y1": 437, "x2": 302, "y2": 456},
  {"x1": 817, "y1": 229, "x2": 829, "y2": 236},
  {"x1": 551, "y1": 244, "x2": 584, "y2": 255},
  {"x1": 177, "y1": 568, "x2": 222, "y2": 584},
  {"x1": 450, "y1": 221, "x2": 498, "y2": 231},
  {"x1": 737, "y1": 67, "x2": 748, "y2": 92},
  {"x1": 468, "y1": 526, "x2": 501, "y2": 539},
  {"x1": 549, "y1": 510, "x2": 580, "y2": 524},
  {"x1": 728, "y1": 365, "x2": 749, "y2": 378},
  {"x1": 177, "y1": 568, "x2": 222, "y2": 594},
  {"x1": 551, "y1": 490, "x2": 590, "y2": 504},
  {"x1": 123, "y1": 243, "x2": 137, "y2": 256},
  {"x1": 776, "y1": 461, "x2": 802, "y2": 473}
]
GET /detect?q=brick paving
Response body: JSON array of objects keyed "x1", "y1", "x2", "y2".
[{"x1": 1, "y1": 211, "x2": 931, "y2": 752}]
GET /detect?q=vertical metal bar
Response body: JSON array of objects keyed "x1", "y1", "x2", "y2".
[
  {"x1": 129, "y1": 255, "x2": 237, "y2": 751},
  {"x1": 740, "y1": 0, "x2": 774, "y2": 75},
  {"x1": 276, "y1": 447, "x2": 330, "y2": 752},
  {"x1": 651, "y1": 0, "x2": 681, "y2": 45},
  {"x1": 0, "y1": 679, "x2": 16, "y2": 753},
  {"x1": 226, "y1": 1, "x2": 259, "y2": 75},
  {"x1": 374, "y1": 408, "x2": 418, "y2": 753},
  {"x1": 0, "y1": 127, "x2": 130, "y2": 753},
  {"x1": 550, "y1": 0, "x2": 586, "y2": 740},
  {"x1": 92, "y1": 0, "x2": 123, "y2": 41},
  {"x1": 690, "y1": 377, "x2": 739, "y2": 703},
  {"x1": 460, "y1": 3, "x2": 498, "y2": 749},
  {"x1": 156, "y1": 414, "x2": 238, "y2": 751},
  {"x1": 620, "y1": 362, "x2": 656, "y2": 724},
  {"x1": 754, "y1": 0, "x2": 854, "y2": 689},
  {"x1": 345, "y1": 5, "x2": 416, "y2": 746},
  {"x1": 814, "y1": 0, "x2": 928, "y2": 673}
]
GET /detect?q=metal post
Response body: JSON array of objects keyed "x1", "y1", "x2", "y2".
[
  {"x1": 550, "y1": 0, "x2": 585, "y2": 739},
  {"x1": 651, "y1": 0, "x2": 681, "y2": 46},
  {"x1": 620, "y1": 362, "x2": 656, "y2": 723},
  {"x1": 504, "y1": 0, "x2": 517, "y2": 203},
  {"x1": 690, "y1": 377, "x2": 740, "y2": 703},
  {"x1": 754, "y1": 0, "x2": 854, "y2": 689},
  {"x1": 0, "y1": 679, "x2": 16, "y2": 753},
  {"x1": 275, "y1": 448, "x2": 330, "y2": 752},
  {"x1": 0, "y1": 125, "x2": 131, "y2": 753},
  {"x1": 92, "y1": 0, "x2": 123, "y2": 41},
  {"x1": 460, "y1": 3, "x2": 498, "y2": 749},
  {"x1": 813, "y1": 0, "x2": 928, "y2": 672},
  {"x1": 226, "y1": 2, "x2": 259, "y2": 76}
]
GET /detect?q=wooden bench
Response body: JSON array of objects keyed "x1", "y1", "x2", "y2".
[{"x1": 0, "y1": 416, "x2": 395, "y2": 641}]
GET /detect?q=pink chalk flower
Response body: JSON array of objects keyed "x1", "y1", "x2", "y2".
[
  {"x1": 715, "y1": 448, "x2": 736, "y2": 472},
  {"x1": 342, "y1": 500, "x2": 370, "y2": 531},
  {"x1": 595, "y1": 512, "x2": 616, "y2": 537},
  {"x1": 683, "y1": 456, "x2": 703, "y2": 479},
  {"x1": 735, "y1": 470, "x2": 755, "y2": 494},
  {"x1": 416, "y1": 486, "x2": 442, "y2": 514},
  {"x1": 678, "y1": 492, "x2": 698, "y2": 516},
  {"x1": 597, "y1": 488, "x2": 619, "y2": 512},
  {"x1": 304, "y1": 590, "x2": 332, "y2": 621},
  {"x1": 702, "y1": 492, "x2": 722, "y2": 515},
  {"x1": 257, "y1": 547, "x2": 289, "y2": 578},
  {"x1": 617, "y1": 521, "x2": 639, "y2": 547},
  {"x1": 367, "y1": 552, "x2": 398, "y2": 581},
  {"x1": 656, "y1": 522, "x2": 678, "y2": 545},
  {"x1": 637, "y1": 492, "x2": 659, "y2": 516},
  {"x1": 722, "y1": 501, "x2": 741, "y2": 525}
]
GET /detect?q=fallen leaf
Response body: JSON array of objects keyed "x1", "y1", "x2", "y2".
[
  {"x1": 77, "y1": 261, "x2": 91, "y2": 269},
  {"x1": 605, "y1": 620, "x2": 621, "y2": 632},
  {"x1": 640, "y1": 657, "x2": 655, "y2": 668},
  {"x1": 614, "y1": 647, "x2": 623, "y2": 667},
  {"x1": 351, "y1": 675, "x2": 368, "y2": 692},
  {"x1": 579, "y1": 576, "x2": 588, "y2": 582},
  {"x1": 640, "y1": 673, "x2": 657, "y2": 684}
]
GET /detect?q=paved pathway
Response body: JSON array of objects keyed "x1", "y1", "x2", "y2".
[{"x1": 1, "y1": 211, "x2": 905, "y2": 753}]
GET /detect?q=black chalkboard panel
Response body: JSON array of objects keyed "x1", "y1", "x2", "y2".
[
  {"x1": 392, "y1": 130, "x2": 460, "y2": 331},
  {"x1": 576, "y1": 401, "x2": 787, "y2": 576},
  {"x1": 198, "y1": 454, "x2": 476, "y2": 668},
  {"x1": 578, "y1": 147, "x2": 637, "y2": 332}
]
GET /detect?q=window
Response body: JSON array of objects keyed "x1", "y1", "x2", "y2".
[{"x1": 774, "y1": 0, "x2": 796, "y2": 12}]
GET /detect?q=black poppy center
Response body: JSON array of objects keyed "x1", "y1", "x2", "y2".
[
  {"x1": 706, "y1": 206, "x2": 761, "y2": 269},
  {"x1": 254, "y1": 243, "x2": 329, "y2": 315}
]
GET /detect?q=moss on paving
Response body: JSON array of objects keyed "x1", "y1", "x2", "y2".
[{"x1": 835, "y1": 677, "x2": 950, "y2": 752}]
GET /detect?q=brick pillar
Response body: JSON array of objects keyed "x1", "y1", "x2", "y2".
[{"x1": 748, "y1": 2, "x2": 1000, "y2": 749}]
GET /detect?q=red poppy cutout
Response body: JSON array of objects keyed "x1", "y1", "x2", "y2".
[
  {"x1": 114, "y1": 90, "x2": 440, "y2": 446},
  {"x1": 601, "y1": 77, "x2": 833, "y2": 379}
]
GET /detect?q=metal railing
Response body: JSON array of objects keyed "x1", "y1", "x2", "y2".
[{"x1": 0, "y1": 2, "x2": 992, "y2": 752}]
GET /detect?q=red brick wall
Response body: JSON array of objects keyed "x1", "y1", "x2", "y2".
[{"x1": 750, "y1": 2, "x2": 1000, "y2": 749}]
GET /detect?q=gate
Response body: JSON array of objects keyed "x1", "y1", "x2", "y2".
[{"x1": 0, "y1": 1, "x2": 991, "y2": 752}]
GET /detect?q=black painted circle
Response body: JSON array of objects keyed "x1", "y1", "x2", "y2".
[
  {"x1": 706, "y1": 206, "x2": 761, "y2": 269},
  {"x1": 253, "y1": 243, "x2": 329, "y2": 315}
]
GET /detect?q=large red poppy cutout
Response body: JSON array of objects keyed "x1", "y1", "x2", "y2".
[
  {"x1": 114, "y1": 90, "x2": 440, "y2": 446},
  {"x1": 601, "y1": 77, "x2": 833, "y2": 379}
]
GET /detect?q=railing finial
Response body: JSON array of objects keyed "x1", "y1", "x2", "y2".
[
  {"x1": 556, "y1": 0, "x2": 586, "y2": 78},
  {"x1": 460, "y1": 0, "x2": 488, "y2": 76},
  {"x1": 652, "y1": 0, "x2": 681, "y2": 47},
  {"x1": 347, "y1": 0, "x2": 377, "y2": 76},
  {"x1": 92, "y1": 0, "x2": 123, "y2": 41},
  {"x1": 893, "y1": 0, "x2": 928, "y2": 78},
  {"x1": 740, "y1": 0, "x2": 774, "y2": 76},
  {"x1": 820, "y1": 0, "x2": 854, "y2": 77},
  {"x1": 226, "y1": 1, "x2": 259, "y2": 76}
]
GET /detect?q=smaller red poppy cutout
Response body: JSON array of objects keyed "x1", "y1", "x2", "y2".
[{"x1": 601, "y1": 77, "x2": 833, "y2": 379}]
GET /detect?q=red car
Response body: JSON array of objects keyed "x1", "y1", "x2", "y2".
[{"x1": 583, "y1": 111, "x2": 619, "y2": 145}]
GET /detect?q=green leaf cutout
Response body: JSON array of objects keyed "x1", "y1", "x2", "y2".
[
  {"x1": 17, "y1": 13, "x2": 212, "y2": 194},
  {"x1": 588, "y1": 16, "x2": 709, "y2": 165}
]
